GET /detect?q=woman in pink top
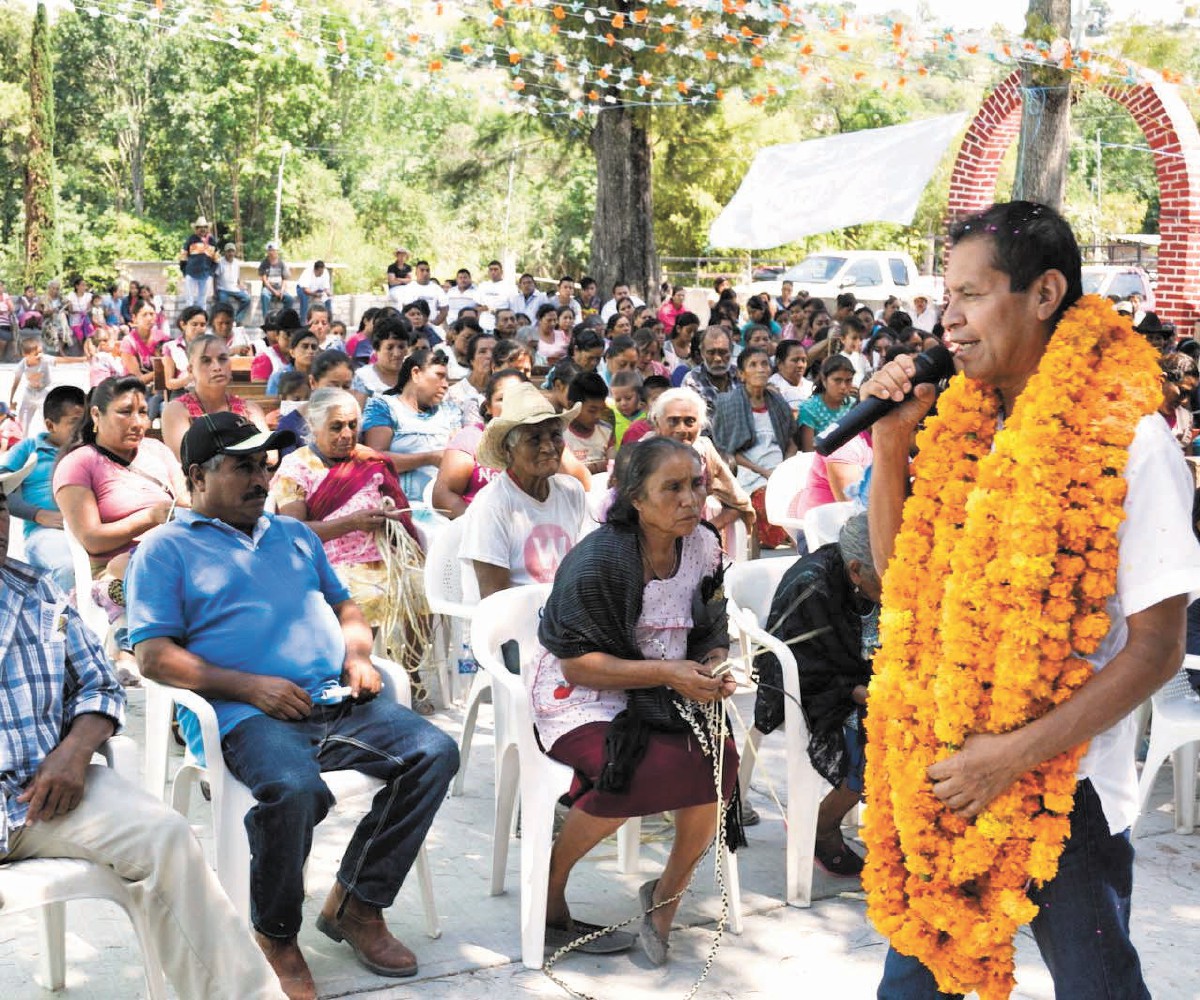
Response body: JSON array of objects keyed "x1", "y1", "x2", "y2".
[
  {"x1": 54, "y1": 376, "x2": 187, "y2": 664},
  {"x1": 656, "y1": 284, "x2": 687, "y2": 335},
  {"x1": 790, "y1": 431, "x2": 872, "y2": 521},
  {"x1": 533, "y1": 303, "x2": 569, "y2": 364}
]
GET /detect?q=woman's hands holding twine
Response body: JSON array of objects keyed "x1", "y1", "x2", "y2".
[{"x1": 660, "y1": 659, "x2": 734, "y2": 703}]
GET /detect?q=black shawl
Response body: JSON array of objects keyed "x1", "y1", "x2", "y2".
[
  {"x1": 539, "y1": 521, "x2": 744, "y2": 847},
  {"x1": 751, "y1": 543, "x2": 873, "y2": 786}
]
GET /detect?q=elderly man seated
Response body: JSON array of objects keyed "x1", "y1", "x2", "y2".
[
  {"x1": 0, "y1": 461, "x2": 285, "y2": 1000},
  {"x1": 126, "y1": 413, "x2": 459, "y2": 1000}
]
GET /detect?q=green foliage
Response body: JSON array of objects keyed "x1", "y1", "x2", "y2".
[{"x1": 5, "y1": 1, "x2": 1193, "y2": 296}]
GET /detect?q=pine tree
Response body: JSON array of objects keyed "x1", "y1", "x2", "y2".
[{"x1": 24, "y1": 2, "x2": 59, "y2": 288}]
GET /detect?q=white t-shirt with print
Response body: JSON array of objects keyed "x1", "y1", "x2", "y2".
[{"x1": 458, "y1": 472, "x2": 586, "y2": 602}]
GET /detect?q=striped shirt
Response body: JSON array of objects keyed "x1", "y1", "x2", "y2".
[{"x1": 0, "y1": 560, "x2": 125, "y2": 853}]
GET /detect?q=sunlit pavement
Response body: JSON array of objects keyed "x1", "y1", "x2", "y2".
[{"x1": 1, "y1": 682, "x2": 1197, "y2": 1000}]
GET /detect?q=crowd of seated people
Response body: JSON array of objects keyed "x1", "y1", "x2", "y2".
[{"x1": 10, "y1": 249, "x2": 1199, "y2": 999}]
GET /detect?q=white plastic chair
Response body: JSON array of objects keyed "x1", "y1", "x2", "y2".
[
  {"x1": 0, "y1": 736, "x2": 168, "y2": 997},
  {"x1": 142, "y1": 656, "x2": 441, "y2": 938},
  {"x1": 765, "y1": 452, "x2": 815, "y2": 543},
  {"x1": 725, "y1": 556, "x2": 799, "y2": 674},
  {"x1": 6, "y1": 517, "x2": 29, "y2": 561},
  {"x1": 728, "y1": 603, "x2": 825, "y2": 907},
  {"x1": 723, "y1": 513, "x2": 753, "y2": 563},
  {"x1": 802, "y1": 500, "x2": 856, "y2": 553},
  {"x1": 63, "y1": 522, "x2": 109, "y2": 640},
  {"x1": 423, "y1": 516, "x2": 486, "y2": 774},
  {"x1": 472, "y1": 585, "x2": 742, "y2": 969},
  {"x1": 1136, "y1": 656, "x2": 1200, "y2": 835}
]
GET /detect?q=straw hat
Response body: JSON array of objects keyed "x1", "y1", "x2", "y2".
[
  {"x1": 476, "y1": 381, "x2": 580, "y2": 471},
  {"x1": 193, "y1": 215, "x2": 210, "y2": 228}
]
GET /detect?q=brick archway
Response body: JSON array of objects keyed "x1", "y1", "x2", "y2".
[{"x1": 946, "y1": 68, "x2": 1200, "y2": 329}]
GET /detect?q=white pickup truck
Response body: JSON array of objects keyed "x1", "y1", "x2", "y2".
[{"x1": 741, "y1": 250, "x2": 941, "y2": 313}]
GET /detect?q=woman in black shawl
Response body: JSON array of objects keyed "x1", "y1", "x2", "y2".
[
  {"x1": 532, "y1": 437, "x2": 740, "y2": 965},
  {"x1": 751, "y1": 511, "x2": 881, "y2": 876}
]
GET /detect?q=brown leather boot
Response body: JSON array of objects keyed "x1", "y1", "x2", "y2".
[
  {"x1": 253, "y1": 932, "x2": 317, "y2": 1000},
  {"x1": 316, "y1": 882, "x2": 419, "y2": 977}
]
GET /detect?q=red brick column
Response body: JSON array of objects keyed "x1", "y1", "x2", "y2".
[{"x1": 946, "y1": 69, "x2": 1200, "y2": 330}]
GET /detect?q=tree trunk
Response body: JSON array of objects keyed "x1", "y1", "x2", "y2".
[
  {"x1": 1012, "y1": 0, "x2": 1072, "y2": 209},
  {"x1": 24, "y1": 3, "x2": 59, "y2": 288},
  {"x1": 590, "y1": 104, "x2": 659, "y2": 306}
]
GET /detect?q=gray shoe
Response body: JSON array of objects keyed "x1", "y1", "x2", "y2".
[{"x1": 638, "y1": 879, "x2": 669, "y2": 966}]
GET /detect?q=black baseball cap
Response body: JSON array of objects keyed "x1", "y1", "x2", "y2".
[{"x1": 180, "y1": 412, "x2": 296, "y2": 469}]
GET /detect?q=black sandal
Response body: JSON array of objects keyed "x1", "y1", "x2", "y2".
[{"x1": 814, "y1": 836, "x2": 864, "y2": 877}]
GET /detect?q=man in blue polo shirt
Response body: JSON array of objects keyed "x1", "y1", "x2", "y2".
[{"x1": 126, "y1": 413, "x2": 458, "y2": 1000}]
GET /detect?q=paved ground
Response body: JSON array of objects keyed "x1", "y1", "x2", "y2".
[{"x1": 2, "y1": 682, "x2": 1198, "y2": 1000}]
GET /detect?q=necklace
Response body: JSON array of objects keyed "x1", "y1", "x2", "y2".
[
  {"x1": 862, "y1": 296, "x2": 1160, "y2": 999},
  {"x1": 639, "y1": 534, "x2": 681, "y2": 581}
]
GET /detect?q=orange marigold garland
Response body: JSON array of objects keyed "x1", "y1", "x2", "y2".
[{"x1": 862, "y1": 296, "x2": 1162, "y2": 999}]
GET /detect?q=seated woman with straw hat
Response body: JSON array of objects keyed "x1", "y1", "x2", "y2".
[
  {"x1": 269, "y1": 387, "x2": 435, "y2": 710},
  {"x1": 458, "y1": 380, "x2": 587, "y2": 600}
]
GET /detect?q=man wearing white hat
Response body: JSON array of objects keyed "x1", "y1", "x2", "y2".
[{"x1": 181, "y1": 215, "x2": 219, "y2": 310}]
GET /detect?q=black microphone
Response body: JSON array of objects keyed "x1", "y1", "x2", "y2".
[{"x1": 813, "y1": 345, "x2": 955, "y2": 456}]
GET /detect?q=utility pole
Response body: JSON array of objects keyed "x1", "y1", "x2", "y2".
[{"x1": 272, "y1": 144, "x2": 289, "y2": 246}]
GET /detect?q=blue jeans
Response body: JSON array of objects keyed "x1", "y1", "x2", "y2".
[
  {"x1": 183, "y1": 274, "x2": 210, "y2": 310},
  {"x1": 259, "y1": 290, "x2": 295, "y2": 325},
  {"x1": 217, "y1": 287, "x2": 252, "y2": 324},
  {"x1": 220, "y1": 695, "x2": 459, "y2": 939},
  {"x1": 878, "y1": 780, "x2": 1149, "y2": 999},
  {"x1": 297, "y1": 290, "x2": 331, "y2": 323}
]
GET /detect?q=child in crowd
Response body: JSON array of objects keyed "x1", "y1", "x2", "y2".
[
  {"x1": 543, "y1": 359, "x2": 581, "y2": 413},
  {"x1": 0, "y1": 402, "x2": 22, "y2": 451},
  {"x1": 0, "y1": 385, "x2": 87, "y2": 591},
  {"x1": 325, "y1": 320, "x2": 348, "y2": 351},
  {"x1": 838, "y1": 319, "x2": 870, "y2": 387},
  {"x1": 85, "y1": 328, "x2": 126, "y2": 387},
  {"x1": 609, "y1": 369, "x2": 646, "y2": 451},
  {"x1": 8, "y1": 336, "x2": 73, "y2": 438},
  {"x1": 633, "y1": 328, "x2": 670, "y2": 379},
  {"x1": 564, "y1": 372, "x2": 613, "y2": 474},
  {"x1": 620, "y1": 374, "x2": 669, "y2": 446}
]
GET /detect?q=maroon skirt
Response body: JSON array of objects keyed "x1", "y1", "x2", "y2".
[{"x1": 549, "y1": 720, "x2": 739, "y2": 818}]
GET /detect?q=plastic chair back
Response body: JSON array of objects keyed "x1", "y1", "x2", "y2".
[
  {"x1": 765, "y1": 452, "x2": 814, "y2": 526},
  {"x1": 6, "y1": 517, "x2": 29, "y2": 561},
  {"x1": 423, "y1": 516, "x2": 474, "y2": 618},
  {"x1": 802, "y1": 500, "x2": 856, "y2": 553},
  {"x1": 63, "y1": 524, "x2": 108, "y2": 639},
  {"x1": 726, "y1": 556, "x2": 799, "y2": 630},
  {"x1": 1136, "y1": 654, "x2": 1200, "y2": 835}
]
